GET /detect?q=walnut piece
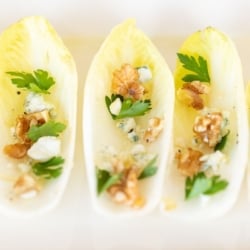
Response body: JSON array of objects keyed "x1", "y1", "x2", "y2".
[
  {"x1": 4, "y1": 110, "x2": 50, "y2": 159},
  {"x1": 16, "y1": 110, "x2": 49, "y2": 143},
  {"x1": 13, "y1": 174, "x2": 39, "y2": 196},
  {"x1": 143, "y1": 117, "x2": 164, "y2": 143},
  {"x1": 176, "y1": 148, "x2": 203, "y2": 177},
  {"x1": 108, "y1": 168, "x2": 144, "y2": 208},
  {"x1": 177, "y1": 81, "x2": 210, "y2": 110},
  {"x1": 193, "y1": 112, "x2": 223, "y2": 148},
  {"x1": 112, "y1": 64, "x2": 144, "y2": 100},
  {"x1": 3, "y1": 143, "x2": 30, "y2": 159}
]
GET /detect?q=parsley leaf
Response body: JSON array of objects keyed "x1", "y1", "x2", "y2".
[
  {"x1": 27, "y1": 121, "x2": 66, "y2": 142},
  {"x1": 185, "y1": 172, "x2": 228, "y2": 200},
  {"x1": 97, "y1": 169, "x2": 122, "y2": 195},
  {"x1": 138, "y1": 156, "x2": 158, "y2": 180},
  {"x1": 214, "y1": 130, "x2": 230, "y2": 151},
  {"x1": 177, "y1": 53, "x2": 210, "y2": 83},
  {"x1": 105, "y1": 94, "x2": 151, "y2": 120},
  {"x1": 7, "y1": 69, "x2": 55, "y2": 94},
  {"x1": 117, "y1": 99, "x2": 151, "y2": 119},
  {"x1": 32, "y1": 156, "x2": 64, "y2": 179},
  {"x1": 204, "y1": 176, "x2": 228, "y2": 195}
]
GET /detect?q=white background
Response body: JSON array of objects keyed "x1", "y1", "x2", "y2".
[{"x1": 1, "y1": 0, "x2": 250, "y2": 249}]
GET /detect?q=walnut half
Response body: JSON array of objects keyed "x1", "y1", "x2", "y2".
[
  {"x1": 108, "y1": 168, "x2": 145, "y2": 208},
  {"x1": 111, "y1": 64, "x2": 145, "y2": 100},
  {"x1": 143, "y1": 117, "x2": 164, "y2": 143},
  {"x1": 177, "y1": 81, "x2": 210, "y2": 110},
  {"x1": 176, "y1": 147, "x2": 203, "y2": 177},
  {"x1": 193, "y1": 112, "x2": 223, "y2": 148},
  {"x1": 3, "y1": 143, "x2": 30, "y2": 159}
]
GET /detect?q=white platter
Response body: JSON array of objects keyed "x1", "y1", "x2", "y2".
[{"x1": 1, "y1": 0, "x2": 250, "y2": 249}]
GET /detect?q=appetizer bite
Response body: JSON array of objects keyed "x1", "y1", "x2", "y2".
[
  {"x1": 83, "y1": 19, "x2": 174, "y2": 216},
  {"x1": 0, "y1": 16, "x2": 77, "y2": 216},
  {"x1": 162, "y1": 27, "x2": 248, "y2": 219}
]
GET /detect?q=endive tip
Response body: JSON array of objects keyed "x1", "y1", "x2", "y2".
[{"x1": 119, "y1": 18, "x2": 136, "y2": 27}]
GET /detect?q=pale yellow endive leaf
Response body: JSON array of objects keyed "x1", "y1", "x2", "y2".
[
  {"x1": 0, "y1": 16, "x2": 77, "y2": 217},
  {"x1": 84, "y1": 19, "x2": 174, "y2": 216},
  {"x1": 162, "y1": 27, "x2": 248, "y2": 220}
]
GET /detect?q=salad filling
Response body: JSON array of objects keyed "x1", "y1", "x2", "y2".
[
  {"x1": 175, "y1": 54, "x2": 229, "y2": 200},
  {"x1": 98, "y1": 63, "x2": 164, "y2": 208},
  {"x1": 3, "y1": 69, "x2": 66, "y2": 200}
]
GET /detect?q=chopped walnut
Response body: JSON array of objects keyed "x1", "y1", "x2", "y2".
[
  {"x1": 108, "y1": 168, "x2": 144, "y2": 208},
  {"x1": 193, "y1": 112, "x2": 223, "y2": 148},
  {"x1": 176, "y1": 148, "x2": 203, "y2": 177},
  {"x1": 143, "y1": 117, "x2": 164, "y2": 143},
  {"x1": 111, "y1": 158, "x2": 126, "y2": 173},
  {"x1": 112, "y1": 64, "x2": 144, "y2": 100},
  {"x1": 3, "y1": 143, "x2": 30, "y2": 159},
  {"x1": 16, "y1": 110, "x2": 49, "y2": 143},
  {"x1": 13, "y1": 174, "x2": 39, "y2": 196},
  {"x1": 4, "y1": 110, "x2": 50, "y2": 159},
  {"x1": 177, "y1": 81, "x2": 210, "y2": 110}
]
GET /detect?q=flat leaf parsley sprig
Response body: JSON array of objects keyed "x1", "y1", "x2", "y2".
[
  {"x1": 177, "y1": 53, "x2": 210, "y2": 83},
  {"x1": 177, "y1": 53, "x2": 230, "y2": 200},
  {"x1": 7, "y1": 69, "x2": 55, "y2": 94},
  {"x1": 105, "y1": 94, "x2": 151, "y2": 120},
  {"x1": 32, "y1": 156, "x2": 65, "y2": 179},
  {"x1": 97, "y1": 156, "x2": 158, "y2": 196},
  {"x1": 7, "y1": 69, "x2": 67, "y2": 180},
  {"x1": 185, "y1": 172, "x2": 228, "y2": 200},
  {"x1": 27, "y1": 121, "x2": 66, "y2": 142}
]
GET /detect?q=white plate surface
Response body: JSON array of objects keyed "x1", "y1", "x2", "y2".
[{"x1": 1, "y1": 1, "x2": 250, "y2": 249}]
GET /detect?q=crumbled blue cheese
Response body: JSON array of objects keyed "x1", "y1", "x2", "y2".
[
  {"x1": 131, "y1": 144, "x2": 146, "y2": 157},
  {"x1": 117, "y1": 118, "x2": 136, "y2": 133},
  {"x1": 137, "y1": 66, "x2": 152, "y2": 83},
  {"x1": 101, "y1": 145, "x2": 117, "y2": 157},
  {"x1": 200, "y1": 150, "x2": 226, "y2": 172},
  {"x1": 127, "y1": 131, "x2": 139, "y2": 142},
  {"x1": 96, "y1": 146, "x2": 117, "y2": 172},
  {"x1": 109, "y1": 97, "x2": 122, "y2": 116},
  {"x1": 131, "y1": 144, "x2": 156, "y2": 166},
  {"x1": 27, "y1": 136, "x2": 61, "y2": 162},
  {"x1": 117, "y1": 118, "x2": 139, "y2": 142},
  {"x1": 24, "y1": 92, "x2": 53, "y2": 114},
  {"x1": 131, "y1": 144, "x2": 147, "y2": 163}
]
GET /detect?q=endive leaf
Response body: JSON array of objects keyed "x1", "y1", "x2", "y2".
[
  {"x1": 84, "y1": 19, "x2": 174, "y2": 216},
  {"x1": 163, "y1": 27, "x2": 248, "y2": 220},
  {"x1": 0, "y1": 16, "x2": 77, "y2": 217}
]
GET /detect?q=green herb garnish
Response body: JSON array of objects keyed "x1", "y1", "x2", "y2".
[
  {"x1": 97, "y1": 169, "x2": 122, "y2": 195},
  {"x1": 32, "y1": 156, "x2": 64, "y2": 179},
  {"x1": 214, "y1": 130, "x2": 230, "y2": 151},
  {"x1": 185, "y1": 172, "x2": 228, "y2": 200},
  {"x1": 177, "y1": 53, "x2": 210, "y2": 83},
  {"x1": 138, "y1": 156, "x2": 158, "y2": 180},
  {"x1": 27, "y1": 121, "x2": 66, "y2": 142},
  {"x1": 7, "y1": 69, "x2": 55, "y2": 94},
  {"x1": 204, "y1": 176, "x2": 229, "y2": 195},
  {"x1": 105, "y1": 94, "x2": 151, "y2": 120}
]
